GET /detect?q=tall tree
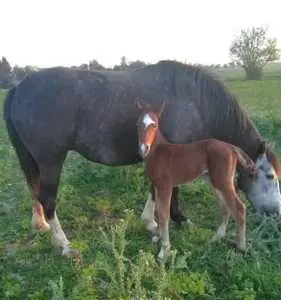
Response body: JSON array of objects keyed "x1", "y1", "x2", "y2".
[
  {"x1": 0, "y1": 57, "x2": 13, "y2": 88},
  {"x1": 230, "y1": 26, "x2": 280, "y2": 80},
  {"x1": 120, "y1": 56, "x2": 127, "y2": 69}
]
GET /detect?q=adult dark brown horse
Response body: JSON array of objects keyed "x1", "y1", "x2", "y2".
[
  {"x1": 3, "y1": 60, "x2": 281, "y2": 256},
  {"x1": 137, "y1": 103, "x2": 258, "y2": 261}
]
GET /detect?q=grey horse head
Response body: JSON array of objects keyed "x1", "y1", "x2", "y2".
[{"x1": 239, "y1": 142, "x2": 281, "y2": 215}]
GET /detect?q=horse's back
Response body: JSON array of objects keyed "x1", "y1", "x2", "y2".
[{"x1": 8, "y1": 67, "x2": 141, "y2": 164}]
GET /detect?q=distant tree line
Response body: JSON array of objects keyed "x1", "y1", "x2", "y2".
[
  {"x1": 0, "y1": 55, "x2": 242, "y2": 89},
  {"x1": 0, "y1": 57, "x2": 39, "y2": 88},
  {"x1": 0, "y1": 56, "x2": 150, "y2": 88}
]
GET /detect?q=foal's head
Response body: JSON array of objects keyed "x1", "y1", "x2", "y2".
[{"x1": 136, "y1": 101, "x2": 165, "y2": 158}]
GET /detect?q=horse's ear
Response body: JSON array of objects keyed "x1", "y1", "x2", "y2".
[
  {"x1": 136, "y1": 100, "x2": 144, "y2": 110},
  {"x1": 257, "y1": 140, "x2": 266, "y2": 156}
]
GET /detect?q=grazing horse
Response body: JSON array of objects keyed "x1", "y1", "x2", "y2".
[
  {"x1": 136, "y1": 103, "x2": 258, "y2": 261},
  {"x1": 3, "y1": 60, "x2": 281, "y2": 256}
]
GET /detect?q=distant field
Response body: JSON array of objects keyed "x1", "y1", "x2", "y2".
[
  {"x1": 212, "y1": 61, "x2": 281, "y2": 82},
  {"x1": 1, "y1": 70, "x2": 281, "y2": 299}
]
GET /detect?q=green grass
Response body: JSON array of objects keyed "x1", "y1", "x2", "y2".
[{"x1": 1, "y1": 72, "x2": 281, "y2": 299}]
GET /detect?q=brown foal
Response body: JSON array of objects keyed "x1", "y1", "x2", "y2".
[{"x1": 136, "y1": 102, "x2": 257, "y2": 262}]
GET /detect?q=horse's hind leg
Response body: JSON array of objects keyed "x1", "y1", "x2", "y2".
[
  {"x1": 155, "y1": 185, "x2": 173, "y2": 262},
  {"x1": 36, "y1": 163, "x2": 79, "y2": 257},
  {"x1": 32, "y1": 195, "x2": 51, "y2": 232}
]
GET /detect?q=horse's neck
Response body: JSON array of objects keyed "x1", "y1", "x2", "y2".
[
  {"x1": 235, "y1": 131, "x2": 261, "y2": 161},
  {"x1": 149, "y1": 129, "x2": 168, "y2": 154},
  {"x1": 156, "y1": 129, "x2": 168, "y2": 145},
  {"x1": 219, "y1": 119, "x2": 261, "y2": 161}
]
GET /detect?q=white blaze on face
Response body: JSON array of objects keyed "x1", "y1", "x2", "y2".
[
  {"x1": 140, "y1": 144, "x2": 146, "y2": 154},
  {"x1": 143, "y1": 113, "x2": 155, "y2": 128}
]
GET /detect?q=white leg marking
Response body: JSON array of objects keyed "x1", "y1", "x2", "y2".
[
  {"x1": 157, "y1": 223, "x2": 171, "y2": 262},
  {"x1": 48, "y1": 212, "x2": 80, "y2": 257},
  {"x1": 216, "y1": 223, "x2": 228, "y2": 238},
  {"x1": 141, "y1": 192, "x2": 157, "y2": 233},
  {"x1": 213, "y1": 190, "x2": 230, "y2": 240},
  {"x1": 152, "y1": 235, "x2": 160, "y2": 243}
]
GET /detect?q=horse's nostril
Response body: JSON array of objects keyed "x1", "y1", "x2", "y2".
[{"x1": 266, "y1": 174, "x2": 274, "y2": 180}]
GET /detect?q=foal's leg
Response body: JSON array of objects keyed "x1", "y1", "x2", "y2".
[
  {"x1": 141, "y1": 185, "x2": 157, "y2": 235},
  {"x1": 37, "y1": 164, "x2": 79, "y2": 257},
  {"x1": 170, "y1": 186, "x2": 187, "y2": 225},
  {"x1": 143, "y1": 185, "x2": 186, "y2": 229},
  {"x1": 155, "y1": 186, "x2": 173, "y2": 262},
  {"x1": 214, "y1": 190, "x2": 231, "y2": 239},
  {"x1": 221, "y1": 187, "x2": 246, "y2": 251}
]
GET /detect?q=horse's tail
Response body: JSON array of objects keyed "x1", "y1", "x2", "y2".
[
  {"x1": 3, "y1": 87, "x2": 39, "y2": 187},
  {"x1": 232, "y1": 146, "x2": 257, "y2": 178}
]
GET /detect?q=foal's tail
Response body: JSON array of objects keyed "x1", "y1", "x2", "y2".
[{"x1": 232, "y1": 146, "x2": 257, "y2": 178}]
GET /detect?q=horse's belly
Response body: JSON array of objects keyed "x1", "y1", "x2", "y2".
[{"x1": 172, "y1": 170, "x2": 201, "y2": 186}]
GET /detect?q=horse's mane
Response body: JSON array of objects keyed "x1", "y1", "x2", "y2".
[
  {"x1": 156, "y1": 61, "x2": 254, "y2": 134},
  {"x1": 150, "y1": 60, "x2": 262, "y2": 155}
]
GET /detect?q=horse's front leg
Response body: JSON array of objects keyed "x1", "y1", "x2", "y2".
[
  {"x1": 155, "y1": 185, "x2": 173, "y2": 262},
  {"x1": 141, "y1": 185, "x2": 158, "y2": 236}
]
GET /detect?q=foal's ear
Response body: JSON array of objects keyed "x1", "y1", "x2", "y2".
[
  {"x1": 157, "y1": 101, "x2": 166, "y2": 117},
  {"x1": 136, "y1": 98, "x2": 150, "y2": 111},
  {"x1": 136, "y1": 100, "x2": 144, "y2": 110}
]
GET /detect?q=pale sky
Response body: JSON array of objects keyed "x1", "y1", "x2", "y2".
[{"x1": 1, "y1": 0, "x2": 280, "y2": 68}]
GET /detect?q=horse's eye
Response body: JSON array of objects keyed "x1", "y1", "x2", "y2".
[{"x1": 266, "y1": 174, "x2": 274, "y2": 180}]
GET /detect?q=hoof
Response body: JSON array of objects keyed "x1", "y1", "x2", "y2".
[
  {"x1": 156, "y1": 247, "x2": 170, "y2": 264},
  {"x1": 62, "y1": 247, "x2": 81, "y2": 258}
]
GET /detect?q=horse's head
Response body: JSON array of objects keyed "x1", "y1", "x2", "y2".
[
  {"x1": 238, "y1": 141, "x2": 281, "y2": 215},
  {"x1": 136, "y1": 100, "x2": 165, "y2": 158}
]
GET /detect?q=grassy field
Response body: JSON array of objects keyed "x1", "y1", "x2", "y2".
[{"x1": 1, "y1": 70, "x2": 281, "y2": 299}]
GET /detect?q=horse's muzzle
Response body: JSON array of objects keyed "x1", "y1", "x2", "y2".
[
  {"x1": 139, "y1": 143, "x2": 150, "y2": 158},
  {"x1": 259, "y1": 202, "x2": 281, "y2": 216}
]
